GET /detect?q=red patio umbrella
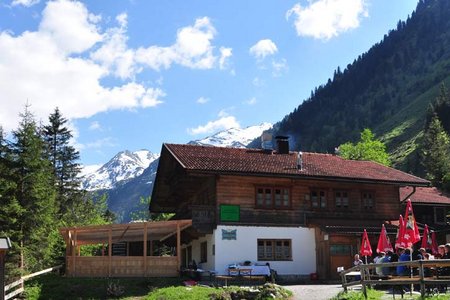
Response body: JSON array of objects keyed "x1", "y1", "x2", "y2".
[
  {"x1": 360, "y1": 229, "x2": 373, "y2": 260},
  {"x1": 377, "y1": 224, "x2": 393, "y2": 253},
  {"x1": 421, "y1": 224, "x2": 432, "y2": 250},
  {"x1": 403, "y1": 200, "x2": 420, "y2": 247},
  {"x1": 431, "y1": 231, "x2": 439, "y2": 256},
  {"x1": 395, "y1": 215, "x2": 405, "y2": 250}
]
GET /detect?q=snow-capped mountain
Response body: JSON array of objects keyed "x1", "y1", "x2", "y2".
[
  {"x1": 188, "y1": 123, "x2": 273, "y2": 148},
  {"x1": 82, "y1": 122, "x2": 272, "y2": 221},
  {"x1": 82, "y1": 150, "x2": 159, "y2": 191}
]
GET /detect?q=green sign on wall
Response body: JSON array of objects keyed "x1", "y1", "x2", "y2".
[{"x1": 220, "y1": 204, "x2": 240, "y2": 222}]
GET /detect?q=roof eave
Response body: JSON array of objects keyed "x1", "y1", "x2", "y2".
[{"x1": 185, "y1": 169, "x2": 430, "y2": 186}]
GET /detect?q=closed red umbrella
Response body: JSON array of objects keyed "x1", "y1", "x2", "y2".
[
  {"x1": 395, "y1": 215, "x2": 405, "y2": 250},
  {"x1": 360, "y1": 229, "x2": 373, "y2": 258},
  {"x1": 403, "y1": 200, "x2": 420, "y2": 247},
  {"x1": 421, "y1": 224, "x2": 432, "y2": 250},
  {"x1": 377, "y1": 224, "x2": 393, "y2": 253},
  {"x1": 431, "y1": 231, "x2": 439, "y2": 256}
]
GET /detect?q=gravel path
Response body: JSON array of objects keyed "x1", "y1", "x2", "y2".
[{"x1": 283, "y1": 284, "x2": 343, "y2": 300}]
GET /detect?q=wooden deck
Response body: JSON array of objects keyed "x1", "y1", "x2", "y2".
[{"x1": 60, "y1": 220, "x2": 191, "y2": 277}]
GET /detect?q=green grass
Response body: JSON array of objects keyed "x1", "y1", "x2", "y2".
[
  {"x1": 330, "y1": 288, "x2": 450, "y2": 300},
  {"x1": 23, "y1": 274, "x2": 293, "y2": 300},
  {"x1": 24, "y1": 273, "x2": 184, "y2": 299},
  {"x1": 146, "y1": 286, "x2": 226, "y2": 300},
  {"x1": 330, "y1": 288, "x2": 384, "y2": 300}
]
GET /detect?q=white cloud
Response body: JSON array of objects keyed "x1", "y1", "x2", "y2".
[
  {"x1": 249, "y1": 39, "x2": 278, "y2": 60},
  {"x1": 11, "y1": 0, "x2": 39, "y2": 7},
  {"x1": 89, "y1": 121, "x2": 101, "y2": 131},
  {"x1": 219, "y1": 47, "x2": 232, "y2": 70},
  {"x1": 272, "y1": 59, "x2": 288, "y2": 77},
  {"x1": 39, "y1": 0, "x2": 102, "y2": 54},
  {"x1": 90, "y1": 13, "x2": 137, "y2": 79},
  {"x1": 0, "y1": 1, "x2": 232, "y2": 133},
  {"x1": 244, "y1": 97, "x2": 257, "y2": 105},
  {"x1": 196, "y1": 97, "x2": 210, "y2": 104},
  {"x1": 135, "y1": 17, "x2": 229, "y2": 71},
  {"x1": 286, "y1": 0, "x2": 368, "y2": 40},
  {"x1": 188, "y1": 111, "x2": 240, "y2": 135}
]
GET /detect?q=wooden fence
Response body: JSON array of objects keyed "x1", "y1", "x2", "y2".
[
  {"x1": 4, "y1": 265, "x2": 62, "y2": 300},
  {"x1": 341, "y1": 259, "x2": 450, "y2": 299}
]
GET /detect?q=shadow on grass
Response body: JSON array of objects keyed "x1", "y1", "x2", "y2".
[{"x1": 24, "y1": 273, "x2": 186, "y2": 300}]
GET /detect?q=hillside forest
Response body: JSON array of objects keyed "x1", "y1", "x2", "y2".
[{"x1": 272, "y1": 0, "x2": 450, "y2": 178}]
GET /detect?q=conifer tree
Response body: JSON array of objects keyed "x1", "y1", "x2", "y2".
[
  {"x1": 12, "y1": 107, "x2": 57, "y2": 272},
  {"x1": 0, "y1": 127, "x2": 23, "y2": 280},
  {"x1": 422, "y1": 115, "x2": 450, "y2": 187},
  {"x1": 42, "y1": 108, "x2": 82, "y2": 219}
]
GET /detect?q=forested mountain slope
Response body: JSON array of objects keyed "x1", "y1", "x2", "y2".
[{"x1": 272, "y1": 0, "x2": 450, "y2": 174}]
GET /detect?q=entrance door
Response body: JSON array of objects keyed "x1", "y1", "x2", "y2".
[{"x1": 330, "y1": 244, "x2": 352, "y2": 279}]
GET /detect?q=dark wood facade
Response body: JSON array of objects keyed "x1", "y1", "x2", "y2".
[{"x1": 151, "y1": 143, "x2": 430, "y2": 279}]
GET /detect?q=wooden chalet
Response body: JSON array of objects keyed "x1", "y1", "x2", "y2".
[
  {"x1": 59, "y1": 220, "x2": 191, "y2": 277},
  {"x1": 400, "y1": 186, "x2": 450, "y2": 242},
  {"x1": 151, "y1": 139, "x2": 430, "y2": 280}
]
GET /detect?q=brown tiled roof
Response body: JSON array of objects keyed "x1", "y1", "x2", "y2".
[
  {"x1": 400, "y1": 187, "x2": 450, "y2": 205},
  {"x1": 164, "y1": 144, "x2": 429, "y2": 186}
]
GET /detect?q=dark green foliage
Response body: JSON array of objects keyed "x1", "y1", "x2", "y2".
[
  {"x1": 130, "y1": 196, "x2": 174, "y2": 222},
  {"x1": 42, "y1": 107, "x2": 82, "y2": 219},
  {"x1": 0, "y1": 107, "x2": 113, "y2": 282},
  {"x1": 421, "y1": 115, "x2": 450, "y2": 187},
  {"x1": 271, "y1": 0, "x2": 450, "y2": 173},
  {"x1": 339, "y1": 129, "x2": 390, "y2": 166},
  {"x1": 11, "y1": 107, "x2": 58, "y2": 272}
]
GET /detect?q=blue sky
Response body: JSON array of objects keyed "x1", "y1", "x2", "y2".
[{"x1": 0, "y1": 0, "x2": 418, "y2": 167}]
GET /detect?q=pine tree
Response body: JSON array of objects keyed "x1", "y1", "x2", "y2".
[
  {"x1": 0, "y1": 127, "x2": 24, "y2": 280},
  {"x1": 12, "y1": 107, "x2": 57, "y2": 272},
  {"x1": 43, "y1": 108, "x2": 82, "y2": 218},
  {"x1": 422, "y1": 115, "x2": 450, "y2": 187}
]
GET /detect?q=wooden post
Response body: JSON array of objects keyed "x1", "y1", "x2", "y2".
[
  {"x1": 108, "y1": 227, "x2": 112, "y2": 277},
  {"x1": 0, "y1": 251, "x2": 6, "y2": 300},
  {"x1": 143, "y1": 222, "x2": 148, "y2": 276},
  {"x1": 361, "y1": 265, "x2": 367, "y2": 300},
  {"x1": 177, "y1": 221, "x2": 181, "y2": 273},
  {"x1": 72, "y1": 230, "x2": 77, "y2": 277},
  {"x1": 419, "y1": 260, "x2": 425, "y2": 298}
]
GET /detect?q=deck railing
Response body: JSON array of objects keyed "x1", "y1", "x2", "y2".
[
  {"x1": 340, "y1": 259, "x2": 450, "y2": 299},
  {"x1": 66, "y1": 255, "x2": 178, "y2": 277}
]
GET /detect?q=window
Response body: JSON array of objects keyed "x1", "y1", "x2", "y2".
[
  {"x1": 330, "y1": 244, "x2": 352, "y2": 256},
  {"x1": 335, "y1": 191, "x2": 349, "y2": 208},
  {"x1": 362, "y1": 192, "x2": 374, "y2": 210},
  {"x1": 256, "y1": 187, "x2": 291, "y2": 209},
  {"x1": 200, "y1": 242, "x2": 207, "y2": 263},
  {"x1": 311, "y1": 190, "x2": 327, "y2": 209},
  {"x1": 257, "y1": 239, "x2": 292, "y2": 261},
  {"x1": 434, "y1": 207, "x2": 447, "y2": 224}
]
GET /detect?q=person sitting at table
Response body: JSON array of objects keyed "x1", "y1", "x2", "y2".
[
  {"x1": 353, "y1": 254, "x2": 363, "y2": 266},
  {"x1": 396, "y1": 248, "x2": 410, "y2": 276},
  {"x1": 374, "y1": 252, "x2": 386, "y2": 276},
  {"x1": 437, "y1": 245, "x2": 446, "y2": 259}
]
